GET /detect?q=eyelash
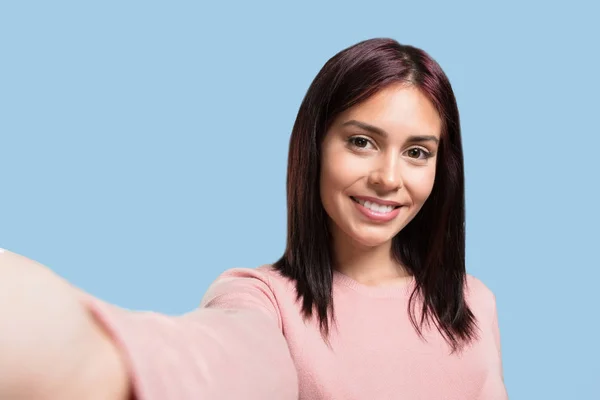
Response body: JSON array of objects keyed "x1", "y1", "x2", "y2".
[{"x1": 347, "y1": 136, "x2": 433, "y2": 160}]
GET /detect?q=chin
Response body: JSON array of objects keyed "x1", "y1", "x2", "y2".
[{"x1": 349, "y1": 229, "x2": 397, "y2": 249}]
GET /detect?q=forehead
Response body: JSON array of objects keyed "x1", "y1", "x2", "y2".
[{"x1": 337, "y1": 84, "x2": 442, "y2": 138}]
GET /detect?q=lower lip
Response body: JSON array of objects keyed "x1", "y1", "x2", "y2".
[{"x1": 352, "y1": 198, "x2": 401, "y2": 222}]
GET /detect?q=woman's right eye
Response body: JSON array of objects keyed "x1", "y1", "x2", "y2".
[{"x1": 348, "y1": 136, "x2": 373, "y2": 150}]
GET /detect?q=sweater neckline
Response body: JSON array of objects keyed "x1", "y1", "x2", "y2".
[{"x1": 332, "y1": 270, "x2": 415, "y2": 298}]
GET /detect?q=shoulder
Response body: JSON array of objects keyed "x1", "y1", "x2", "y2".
[
  {"x1": 199, "y1": 264, "x2": 298, "y2": 328},
  {"x1": 464, "y1": 274, "x2": 498, "y2": 326},
  {"x1": 204, "y1": 264, "x2": 295, "y2": 298},
  {"x1": 465, "y1": 274, "x2": 495, "y2": 299}
]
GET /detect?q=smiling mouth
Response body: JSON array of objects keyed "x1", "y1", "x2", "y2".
[{"x1": 350, "y1": 196, "x2": 401, "y2": 214}]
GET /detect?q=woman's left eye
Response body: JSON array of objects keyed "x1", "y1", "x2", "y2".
[{"x1": 405, "y1": 147, "x2": 431, "y2": 159}]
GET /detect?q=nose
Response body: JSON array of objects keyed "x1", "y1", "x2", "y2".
[{"x1": 368, "y1": 153, "x2": 403, "y2": 192}]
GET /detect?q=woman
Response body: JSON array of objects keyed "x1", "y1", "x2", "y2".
[{"x1": 0, "y1": 38, "x2": 507, "y2": 399}]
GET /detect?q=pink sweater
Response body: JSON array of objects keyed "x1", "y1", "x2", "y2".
[{"x1": 83, "y1": 265, "x2": 507, "y2": 399}]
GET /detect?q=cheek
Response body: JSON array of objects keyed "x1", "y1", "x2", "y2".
[
  {"x1": 405, "y1": 165, "x2": 437, "y2": 202},
  {"x1": 319, "y1": 150, "x2": 363, "y2": 223},
  {"x1": 319, "y1": 154, "x2": 340, "y2": 210},
  {"x1": 321, "y1": 150, "x2": 362, "y2": 192}
]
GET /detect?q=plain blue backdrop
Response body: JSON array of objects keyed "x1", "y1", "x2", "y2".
[{"x1": 1, "y1": 1, "x2": 598, "y2": 399}]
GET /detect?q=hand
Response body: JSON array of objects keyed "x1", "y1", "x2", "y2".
[{"x1": 0, "y1": 249, "x2": 131, "y2": 400}]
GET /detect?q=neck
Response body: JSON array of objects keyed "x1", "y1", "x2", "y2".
[{"x1": 330, "y1": 230, "x2": 411, "y2": 287}]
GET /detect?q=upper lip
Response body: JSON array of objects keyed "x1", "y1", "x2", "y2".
[{"x1": 351, "y1": 195, "x2": 402, "y2": 207}]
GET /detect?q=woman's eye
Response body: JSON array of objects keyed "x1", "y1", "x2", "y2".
[
  {"x1": 406, "y1": 147, "x2": 431, "y2": 159},
  {"x1": 348, "y1": 137, "x2": 372, "y2": 149}
]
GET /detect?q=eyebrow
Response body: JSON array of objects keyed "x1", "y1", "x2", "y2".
[{"x1": 342, "y1": 119, "x2": 439, "y2": 144}]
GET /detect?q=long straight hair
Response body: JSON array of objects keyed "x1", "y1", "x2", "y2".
[{"x1": 273, "y1": 38, "x2": 477, "y2": 352}]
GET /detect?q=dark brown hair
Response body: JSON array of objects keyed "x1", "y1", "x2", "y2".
[{"x1": 273, "y1": 38, "x2": 477, "y2": 352}]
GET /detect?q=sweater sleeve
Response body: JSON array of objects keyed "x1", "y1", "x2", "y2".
[
  {"x1": 491, "y1": 298, "x2": 504, "y2": 381},
  {"x1": 477, "y1": 295, "x2": 508, "y2": 400},
  {"x1": 78, "y1": 267, "x2": 299, "y2": 400}
]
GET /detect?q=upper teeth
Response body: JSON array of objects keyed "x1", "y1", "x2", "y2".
[{"x1": 355, "y1": 198, "x2": 395, "y2": 214}]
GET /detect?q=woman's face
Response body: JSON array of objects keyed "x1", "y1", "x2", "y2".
[{"x1": 320, "y1": 83, "x2": 442, "y2": 248}]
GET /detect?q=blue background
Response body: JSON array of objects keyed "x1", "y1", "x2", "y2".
[{"x1": 1, "y1": 1, "x2": 598, "y2": 398}]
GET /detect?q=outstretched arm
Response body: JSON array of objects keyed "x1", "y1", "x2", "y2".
[
  {"x1": 0, "y1": 249, "x2": 299, "y2": 400},
  {"x1": 0, "y1": 249, "x2": 130, "y2": 400}
]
